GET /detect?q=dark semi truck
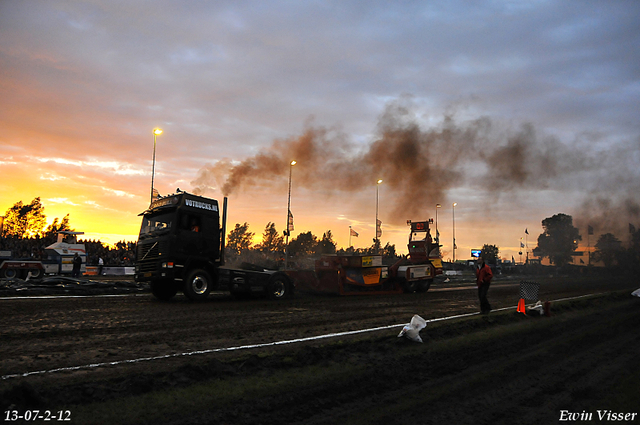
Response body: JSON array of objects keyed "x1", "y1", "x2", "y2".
[{"x1": 135, "y1": 191, "x2": 295, "y2": 301}]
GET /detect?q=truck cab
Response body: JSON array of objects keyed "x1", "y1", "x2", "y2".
[
  {"x1": 135, "y1": 191, "x2": 295, "y2": 302},
  {"x1": 44, "y1": 231, "x2": 87, "y2": 275},
  {"x1": 394, "y1": 220, "x2": 443, "y2": 293},
  {"x1": 135, "y1": 193, "x2": 222, "y2": 300}
]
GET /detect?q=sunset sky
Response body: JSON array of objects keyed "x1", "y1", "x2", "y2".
[{"x1": 1, "y1": 1, "x2": 639, "y2": 261}]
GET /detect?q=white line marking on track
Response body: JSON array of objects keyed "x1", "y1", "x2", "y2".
[
  {"x1": 0, "y1": 294, "x2": 138, "y2": 301},
  {"x1": 0, "y1": 292, "x2": 605, "y2": 380}
]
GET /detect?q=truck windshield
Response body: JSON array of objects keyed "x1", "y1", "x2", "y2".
[
  {"x1": 139, "y1": 213, "x2": 173, "y2": 238},
  {"x1": 410, "y1": 232, "x2": 428, "y2": 242}
]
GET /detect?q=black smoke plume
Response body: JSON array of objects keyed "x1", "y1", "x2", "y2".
[{"x1": 191, "y1": 98, "x2": 634, "y2": 231}]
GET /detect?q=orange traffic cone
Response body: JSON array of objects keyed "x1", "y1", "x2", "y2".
[{"x1": 517, "y1": 298, "x2": 526, "y2": 315}]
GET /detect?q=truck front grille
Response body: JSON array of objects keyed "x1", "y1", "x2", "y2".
[{"x1": 136, "y1": 241, "x2": 168, "y2": 273}]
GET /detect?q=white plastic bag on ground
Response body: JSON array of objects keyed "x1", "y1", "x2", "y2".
[
  {"x1": 398, "y1": 315, "x2": 427, "y2": 343},
  {"x1": 529, "y1": 301, "x2": 544, "y2": 315},
  {"x1": 632, "y1": 288, "x2": 640, "y2": 297}
]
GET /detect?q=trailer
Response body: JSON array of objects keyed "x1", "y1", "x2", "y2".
[
  {"x1": 295, "y1": 220, "x2": 443, "y2": 295},
  {"x1": 135, "y1": 192, "x2": 295, "y2": 301},
  {"x1": 0, "y1": 231, "x2": 86, "y2": 279},
  {"x1": 306, "y1": 254, "x2": 402, "y2": 295},
  {"x1": 0, "y1": 259, "x2": 46, "y2": 279}
]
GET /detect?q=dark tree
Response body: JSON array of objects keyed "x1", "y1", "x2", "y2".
[
  {"x1": 316, "y1": 230, "x2": 337, "y2": 255},
  {"x1": 288, "y1": 231, "x2": 317, "y2": 256},
  {"x1": 226, "y1": 222, "x2": 254, "y2": 255},
  {"x1": 380, "y1": 242, "x2": 399, "y2": 261},
  {"x1": 43, "y1": 214, "x2": 73, "y2": 241},
  {"x1": 481, "y1": 244, "x2": 499, "y2": 265},
  {"x1": 616, "y1": 227, "x2": 640, "y2": 273},
  {"x1": 1, "y1": 198, "x2": 47, "y2": 238},
  {"x1": 257, "y1": 222, "x2": 284, "y2": 253},
  {"x1": 593, "y1": 233, "x2": 622, "y2": 268},
  {"x1": 533, "y1": 213, "x2": 581, "y2": 266}
]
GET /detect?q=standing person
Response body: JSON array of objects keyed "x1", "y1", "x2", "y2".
[
  {"x1": 72, "y1": 253, "x2": 82, "y2": 278},
  {"x1": 98, "y1": 257, "x2": 104, "y2": 276},
  {"x1": 476, "y1": 259, "x2": 493, "y2": 314}
]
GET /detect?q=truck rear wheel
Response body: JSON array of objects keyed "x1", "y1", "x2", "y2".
[
  {"x1": 183, "y1": 269, "x2": 212, "y2": 301},
  {"x1": 151, "y1": 281, "x2": 178, "y2": 301},
  {"x1": 266, "y1": 273, "x2": 293, "y2": 300},
  {"x1": 28, "y1": 269, "x2": 44, "y2": 279},
  {"x1": 416, "y1": 279, "x2": 432, "y2": 292},
  {"x1": 402, "y1": 280, "x2": 419, "y2": 293},
  {"x1": 3, "y1": 269, "x2": 17, "y2": 279}
]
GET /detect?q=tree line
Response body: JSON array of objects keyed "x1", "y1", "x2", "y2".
[
  {"x1": 1, "y1": 198, "x2": 135, "y2": 266},
  {"x1": 4, "y1": 198, "x2": 637, "y2": 271},
  {"x1": 224, "y1": 221, "x2": 400, "y2": 269},
  {"x1": 532, "y1": 213, "x2": 640, "y2": 271}
]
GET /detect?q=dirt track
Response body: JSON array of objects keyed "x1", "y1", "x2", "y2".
[{"x1": 1, "y1": 274, "x2": 639, "y2": 424}]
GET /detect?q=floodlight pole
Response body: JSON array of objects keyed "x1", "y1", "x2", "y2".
[{"x1": 150, "y1": 128, "x2": 162, "y2": 203}]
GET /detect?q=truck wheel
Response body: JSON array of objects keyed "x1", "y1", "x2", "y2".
[
  {"x1": 3, "y1": 269, "x2": 17, "y2": 279},
  {"x1": 416, "y1": 279, "x2": 432, "y2": 293},
  {"x1": 402, "y1": 280, "x2": 419, "y2": 293},
  {"x1": 28, "y1": 269, "x2": 44, "y2": 279},
  {"x1": 151, "y1": 281, "x2": 178, "y2": 301},
  {"x1": 266, "y1": 273, "x2": 293, "y2": 300},
  {"x1": 183, "y1": 269, "x2": 212, "y2": 301}
]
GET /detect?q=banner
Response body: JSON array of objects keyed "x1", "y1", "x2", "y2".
[
  {"x1": 376, "y1": 219, "x2": 382, "y2": 238},
  {"x1": 288, "y1": 210, "x2": 294, "y2": 232}
]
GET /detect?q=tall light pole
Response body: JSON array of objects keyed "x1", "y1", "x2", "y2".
[
  {"x1": 376, "y1": 179, "x2": 383, "y2": 253},
  {"x1": 435, "y1": 203, "x2": 441, "y2": 253},
  {"x1": 452, "y1": 202, "x2": 458, "y2": 263},
  {"x1": 150, "y1": 128, "x2": 162, "y2": 203},
  {"x1": 284, "y1": 160, "x2": 296, "y2": 270}
]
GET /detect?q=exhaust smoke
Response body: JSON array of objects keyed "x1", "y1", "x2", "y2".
[{"x1": 190, "y1": 98, "x2": 638, "y2": 238}]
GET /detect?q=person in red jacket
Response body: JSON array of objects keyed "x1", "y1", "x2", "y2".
[{"x1": 475, "y1": 259, "x2": 493, "y2": 313}]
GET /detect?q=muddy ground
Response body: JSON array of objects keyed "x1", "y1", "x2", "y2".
[{"x1": 1, "y1": 273, "x2": 639, "y2": 424}]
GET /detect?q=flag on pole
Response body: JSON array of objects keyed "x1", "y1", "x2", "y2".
[
  {"x1": 520, "y1": 241, "x2": 525, "y2": 248},
  {"x1": 588, "y1": 225, "x2": 594, "y2": 235},
  {"x1": 152, "y1": 188, "x2": 159, "y2": 201},
  {"x1": 525, "y1": 228, "x2": 529, "y2": 235},
  {"x1": 350, "y1": 228, "x2": 359, "y2": 237},
  {"x1": 376, "y1": 219, "x2": 382, "y2": 238},
  {"x1": 288, "y1": 210, "x2": 294, "y2": 232}
]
